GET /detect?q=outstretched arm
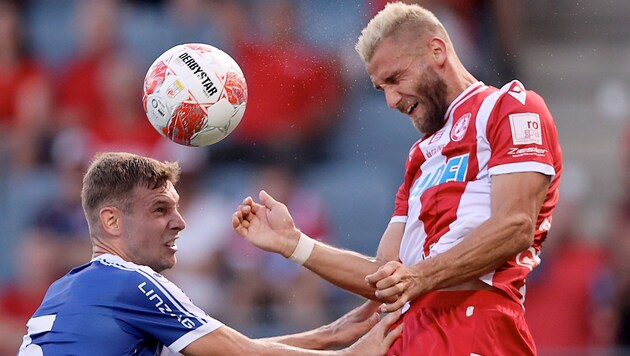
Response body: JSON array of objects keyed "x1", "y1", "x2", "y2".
[
  {"x1": 181, "y1": 305, "x2": 403, "y2": 355},
  {"x1": 232, "y1": 190, "x2": 403, "y2": 301},
  {"x1": 262, "y1": 300, "x2": 381, "y2": 349}
]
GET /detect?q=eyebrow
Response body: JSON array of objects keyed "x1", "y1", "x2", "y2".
[
  {"x1": 372, "y1": 70, "x2": 399, "y2": 91},
  {"x1": 149, "y1": 196, "x2": 177, "y2": 207}
]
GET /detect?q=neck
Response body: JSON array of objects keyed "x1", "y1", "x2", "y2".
[
  {"x1": 92, "y1": 240, "x2": 127, "y2": 262},
  {"x1": 444, "y1": 57, "x2": 478, "y2": 104}
]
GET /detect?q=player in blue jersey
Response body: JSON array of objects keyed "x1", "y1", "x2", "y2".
[{"x1": 19, "y1": 152, "x2": 402, "y2": 355}]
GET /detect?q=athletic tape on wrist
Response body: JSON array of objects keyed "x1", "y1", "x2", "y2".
[{"x1": 288, "y1": 233, "x2": 314, "y2": 265}]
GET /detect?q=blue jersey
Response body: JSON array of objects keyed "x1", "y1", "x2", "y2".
[{"x1": 19, "y1": 254, "x2": 223, "y2": 355}]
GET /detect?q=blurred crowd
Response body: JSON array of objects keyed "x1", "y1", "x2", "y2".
[{"x1": 0, "y1": 0, "x2": 628, "y2": 355}]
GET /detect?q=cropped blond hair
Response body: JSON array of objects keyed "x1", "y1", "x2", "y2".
[{"x1": 355, "y1": 2, "x2": 445, "y2": 62}]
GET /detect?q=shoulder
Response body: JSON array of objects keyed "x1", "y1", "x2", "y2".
[
  {"x1": 85, "y1": 255, "x2": 180, "y2": 300},
  {"x1": 491, "y1": 80, "x2": 552, "y2": 118}
]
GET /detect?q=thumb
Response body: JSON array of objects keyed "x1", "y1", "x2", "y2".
[{"x1": 259, "y1": 190, "x2": 278, "y2": 208}]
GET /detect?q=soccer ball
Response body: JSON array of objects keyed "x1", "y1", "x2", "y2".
[{"x1": 143, "y1": 43, "x2": 247, "y2": 146}]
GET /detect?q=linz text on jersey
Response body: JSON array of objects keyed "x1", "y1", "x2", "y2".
[
  {"x1": 138, "y1": 282, "x2": 196, "y2": 328},
  {"x1": 178, "y1": 53, "x2": 218, "y2": 97}
]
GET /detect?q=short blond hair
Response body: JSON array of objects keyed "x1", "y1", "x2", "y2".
[{"x1": 355, "y1": 2, "x2": 444, "y2": 62}]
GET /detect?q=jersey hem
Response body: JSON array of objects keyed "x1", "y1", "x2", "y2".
[{"x1": 488, "y1": 161, "x2": 555, "y2": 178}]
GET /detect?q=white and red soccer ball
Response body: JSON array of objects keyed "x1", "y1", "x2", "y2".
[{"x1": 143, "y1": 43, "x2": 247, "y2": 146}]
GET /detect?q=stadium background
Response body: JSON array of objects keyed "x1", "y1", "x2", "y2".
[{"x1": 1, "y1": 0, "x2": 629, "y2": 354}]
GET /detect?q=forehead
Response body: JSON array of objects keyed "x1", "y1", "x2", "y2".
[
  {"x1": 133, "y1": 180, "x2": 180, "y2": 205},
  {"x1": 366, "y1": 36, "x2": 416, "y2": 84}
]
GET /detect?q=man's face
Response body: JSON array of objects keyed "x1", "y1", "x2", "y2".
[
  {"x1": 366, "y1": 35, "x2": 448, "y2": 136},
  {"x1": 121, "y1": 180, "x2": 186, "y2": 272}
]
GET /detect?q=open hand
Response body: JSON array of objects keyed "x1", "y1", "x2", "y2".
[
  {"x1": 344, "y1": 307, "x2": 403, "y2": 356},
  {"x1": 232, "y1": 190, "x2": 301, "y2": 257}
]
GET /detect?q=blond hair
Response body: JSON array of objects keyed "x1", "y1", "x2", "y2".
[
  {"x1": 355, "y1": 2, "x2": 445, "y2": 62},
  {"x1": 81, "y1": 152, "x2": 181, "y2": 236}
]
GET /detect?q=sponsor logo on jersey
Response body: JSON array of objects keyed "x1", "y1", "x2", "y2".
[
  {"x1": 509, "y1": 113, "x2": 542, "y2": 145},
  {"x1": 409, "y1": 153, "x2": 469, "y2": 199},
  {"x1": 424, "y1": 144, "x2": 446, "y2": 159},
  {"x1": 508, "y1": 83, "x2": 527, "y2": 104},
  {"x1": 138, "y1": 282, "x2": 197, "y2": 329},
  {"x1": 450, "y1": 113, "x2": 471, "y2": 142},
  {"x1": 507, "y1": 146, "x2": 548, "y2": 157},
  {"x1": 428, "y1": 126, "x2": 446, "y2": 144}
]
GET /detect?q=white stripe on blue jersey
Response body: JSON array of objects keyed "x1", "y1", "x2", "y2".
[{"x1": 19, "y1": 254, "x2": 223, "y2": 355}]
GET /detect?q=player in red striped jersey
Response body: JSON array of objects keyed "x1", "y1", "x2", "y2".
[{"x1": 233, "y1": 2, "x2": 562, "y2": 355}]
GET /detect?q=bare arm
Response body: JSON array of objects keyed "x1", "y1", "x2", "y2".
[
  {"x1": 367, "y1": 171, "x2": 550, "y2": 312},
  {"x1": 180, "y1": 309, "x2": 403, "y2": 356},
  {"x1": 232, "y1": 190, "x2": 404, "y2": 301},
  {"x1": 261, "y1": 300, "x2": 381, "y2": 349},
  {"x1": 301, "y1": 222, "x2": 404, "y2": 300}
]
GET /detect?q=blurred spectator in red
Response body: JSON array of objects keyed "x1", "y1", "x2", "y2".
[
  {"x1": 524, "y1": 164, "x2": 616, "y2": 353},
  {"x1": 216, "y1": 0, "x2": 345, "y2": 167},
  {"x1": 0, "y1": 0, "x2": 54, "y2": 168},
  {"x1": 55, "y1": 0, "x2": 162, "y2": 156},
  {"x1": 87, "y1": 51, "x2": 163, "y2": 156},
  {"x1": 56, "y1": 0, "x2": 121, "y2": 129},
  {"x1": 223, "y1": 160, "x2": 336, "y2": 334}
]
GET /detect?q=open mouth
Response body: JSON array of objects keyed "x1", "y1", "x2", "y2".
[
  {"x1": 407, "y1": 102, "x2": 418, "y2": 115},
  {"x1": 165, "y1": 240, "x2": 178, "y2": 251}
]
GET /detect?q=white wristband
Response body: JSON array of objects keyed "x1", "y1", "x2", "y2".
[{"x1": 288, "y1": 233, "x2": 315, "y2": 265}]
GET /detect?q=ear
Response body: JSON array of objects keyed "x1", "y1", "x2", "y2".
[
  {"x1": 99, "y1": 207, "x2": 123, "y2": 236},
  {"x1": 428, "y1": 37, "x2": 447, "y2": 66}
]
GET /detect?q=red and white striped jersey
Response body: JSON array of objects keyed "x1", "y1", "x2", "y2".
[{"x1": 391, "y1": 80, "x2": 563, "y2": 305}]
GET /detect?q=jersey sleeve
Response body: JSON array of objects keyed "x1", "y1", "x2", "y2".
[
  {"x1": 485, "y1": 81, "x2": 559, "y2": 178},
  {"x1": 116, "y1": 268, "x2": 223, "y2": 352},
  {"x1": 391, "y1": 142, "x2": 424, "y2": 223}
]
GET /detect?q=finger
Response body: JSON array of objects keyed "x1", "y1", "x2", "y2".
[
  {"x1": 380, "y1": 296, "x2": 409, "y2": 313},
  {"x1": 366, "y1": 312, "x2": 380, "y2": 329},
  {"x1": 384, "y1": 324, "x2": 403, "y2": 344},
  {"x1": 374, "y1": 280, "x2": 404, "y2": 299},
  {"x1": 239, "y1": 205, "x2": 252, "y2": 216},
  {"x1": 232, "y1": 214, "x2": 240, "y2": 229},
  {"x1": 376, "y1": 309, "x2": 402, "y2": 331},
  {"x1": 374, "y1": 274, "x2": 402, "y2": 291},
  {"x1": 233, "y1": 220, "x2": 247, "y2": 235},
  {"x1": 365, "y1": 264, "x2": 396, "y2": 286},
  {"x1": 355, "y1": 300, "x2": 382, "y2": 319},
  {"x1": 249, "y1": 201, "x2": 263, "y2": 213},
  {"x1": 259, "y1": 190, "x2": 280, "y2": 209}
]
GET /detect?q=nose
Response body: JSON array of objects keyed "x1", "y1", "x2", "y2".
[
  {"x1": 172, "y1": 209, "x2": 186, "y2": 231},
  {"x1": 384, "y1": 86, "x2": 402, "y2": 109}
]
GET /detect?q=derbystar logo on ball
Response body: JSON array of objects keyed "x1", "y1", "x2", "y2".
[{"x1": 142, "y1": 43, "x2": 248, "y2": 147}]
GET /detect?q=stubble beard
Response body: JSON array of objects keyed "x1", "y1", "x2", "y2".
[{"x1": 414, "y1": 67, "x2": 449, "y2": 136}]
